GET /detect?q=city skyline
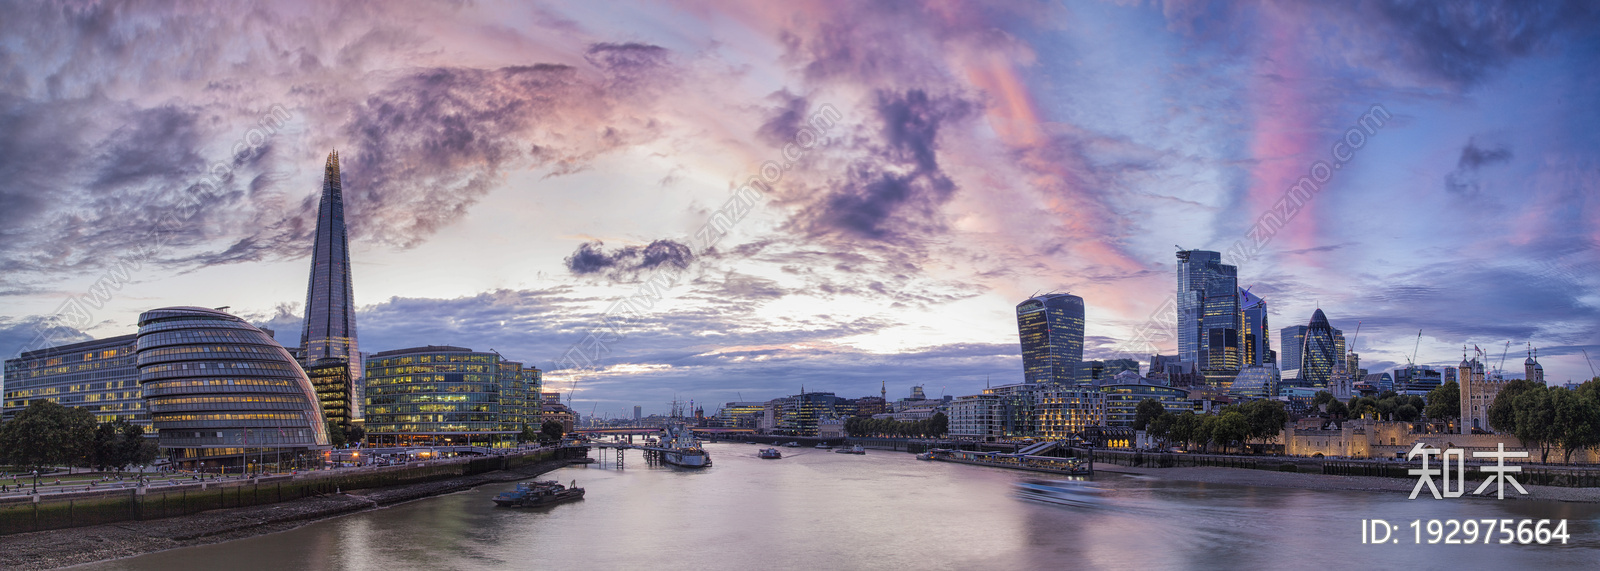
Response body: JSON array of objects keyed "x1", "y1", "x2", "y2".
[{"x1": 2, "y1": 2, "x2": 1599, "y2": 416}]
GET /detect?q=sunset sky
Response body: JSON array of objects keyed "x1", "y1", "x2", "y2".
[{"x1": 2, "y1": 1, "x2": 1598, "y2": 417}]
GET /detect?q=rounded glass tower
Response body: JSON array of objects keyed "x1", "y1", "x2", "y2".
[{"x1": 136, "y1": 307, "x2": 329, "y2": 469}]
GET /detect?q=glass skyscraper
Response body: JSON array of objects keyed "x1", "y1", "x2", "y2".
[
  {"x1": 1239, "y1": 287, "x2": 1272, "y2": 366},
  {"x1": 1298, "y1": 309, "x2": 1341, "y2": 387},
  {"x1": 1016, "y1": 294, "x2": 1085, "y2": 385},
  {"x1": 1176, "y1": 250, "x2": 1241, "y2": 386},
  {"x1": 363, "y1": 346, "x2": 537, "y2": 447},
  {"x1": 300, "y1": 151, "x2": 362, "y2": 406},
  {"x1": 136, "y1": 307, "x2": 329, "y2": 468}
]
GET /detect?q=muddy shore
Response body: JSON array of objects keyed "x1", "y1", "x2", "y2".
[{"x1": 0, "y1": 458, "x2": 576, "y2": 571}]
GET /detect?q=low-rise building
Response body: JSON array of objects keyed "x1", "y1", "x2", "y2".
[
  {"x1": 1101, "y1": 383, "x2": 1189, "y2": 427},
  {"x1": 948, "y1": 394, "x2": 1001, "y2": 439}
]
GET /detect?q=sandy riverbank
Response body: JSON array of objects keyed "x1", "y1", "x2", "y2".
[
  {"x1": 1094, "y1": 464, "x2": 1600, "y2": 503},
  {"x1": 0, "y1": 458, "x2": 576, "y2": 571}
]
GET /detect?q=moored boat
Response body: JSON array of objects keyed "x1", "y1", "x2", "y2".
[
  {"x1": 660, "y1": 421, "x2": 711, "y2": 468},
  {"x1": 758, "y1": 448, "x2": 782, "y2": 459},
  {"x1": 493, "y1": 480, "x2": 585, "y2": 507},
  {"x1": 834, "y1": 444, "x2": 866, "y2": 455}
]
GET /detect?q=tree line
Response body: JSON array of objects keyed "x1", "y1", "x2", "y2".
[
  {"x1": 0, "y1": 401, "x2": 159, "y2": 471},
  {"x1": 844, "y1": 413, "x2": 948, "y2": 438},
  {"x1": 1138, "y1": 398, "x2": 1288, "y2": 453},
  {"x1": 1488, "y1": 379, "x2": 1600, "y2": 463}
]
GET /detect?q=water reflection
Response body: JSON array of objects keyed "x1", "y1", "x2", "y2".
[{"x1": 75, "y1": 443, "x2": 1600, "y2": 571}]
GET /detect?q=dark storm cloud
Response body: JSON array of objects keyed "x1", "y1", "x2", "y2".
[
  {"x1": 789, "y1": 89, "x2": 974, "y2": 241},
  {"x1": 564, "y1": 239, "x2": 694, "y2": 281},
  {"x1": 1346, "y1": 262, "x2": 1599, "y2": 346}
]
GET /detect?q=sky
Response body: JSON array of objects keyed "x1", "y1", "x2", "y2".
[{"x1": 1, "y1": 0, "x2": 1598, "y2": 419}]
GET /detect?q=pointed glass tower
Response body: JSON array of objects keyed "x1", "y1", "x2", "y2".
[{"x1": 300, "y1": 151, "x2": 362, "y2": 386}]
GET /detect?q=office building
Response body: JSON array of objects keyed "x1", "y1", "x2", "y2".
[
  {"x1": 3, "y1": 334, "x2": 147, "y2": 428},
  {"x1": 300, "y1": 151, "x2": 363, "y2": 417},
  {"x1": 984, "y1": 383, "x2": 1040, "y2": 437},
  {"x1": 715, "y1": 401, "x2": 765, "y2": 428},
  {"x1": 1076, "y1": 359, "x2": 1140, "y2": 387},
  {"x1": 1297, "y1": 309, "x2": 1341, "y2": 388},
  {"x1": 1229, "y1": 365, "x2": 1281, "y2": 400},
  {"x1": 1175, "y1": 250, "x2": 1241, "y2": 386},
  {"x1": 1279, "y1": 325, "x2": 1307, "y2": 377},
  {"x1": 363, "y1": 346, "x2": 525, "y2": 446},
  {"x1": 1240, "y1": 288, "x2": 1274, "y2": 366},
  {"x1": 1016, "y1": 293, "x2": 1085, "y2": 385},
  {"x1": 304, "y1": 358, "x2": 356, "y2": 426},
  {"x1": 1036, "y1": 387, "x2": 1105, "y2": 439},
  {"x1": 1394, "y1": 366, "x2": 1443, "y2": 396},
  {"x1": 1101, "y1": 383, "x2": 1190, "y2": 427},
  {"x1": 634, "y1": 405, "x2": 642, "y2": 421},
  {"x1": 136, "y1": 307, "x2": 329, "y2": 468}
]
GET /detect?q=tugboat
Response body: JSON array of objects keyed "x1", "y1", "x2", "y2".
[
  {"x1": 758, "y1": 448, "x2": 783, "y2": 459},
  {"x1": 493, "y1": 480, "x2": 585, "y2": 507},
  {"x1": 834, "y1": 444, "x2": 866, "y2": 455}
]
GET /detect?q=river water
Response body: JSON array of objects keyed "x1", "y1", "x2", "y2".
[{"x1": 75, "y1": 442, "x2": 1600, "y2": 570}]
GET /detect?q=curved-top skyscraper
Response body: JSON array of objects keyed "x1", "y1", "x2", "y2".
[
  {"x1": 1299, "y1": 308, "x2": 1339, "y2": 387},
  {"x1": 300, "y1": 151, "x2": 361, "y2": 389},
  {"x1": 1017, "y1": 293, "x2": 1085, "y2": 385}
]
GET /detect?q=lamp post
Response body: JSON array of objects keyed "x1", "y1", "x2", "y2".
[{"x1": 32, "y1": 470, "x2": 38, "y2": 495}]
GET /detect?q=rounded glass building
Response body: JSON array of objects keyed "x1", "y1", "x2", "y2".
[{"x1": 136, "y1": 307, "x2": 329, "y2": 470}]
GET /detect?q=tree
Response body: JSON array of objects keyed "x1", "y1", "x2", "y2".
[
  {"x1": 1511, "y1": 387, "x2": 1558, "y2": 463},
  {"x1": 1312, "y1": 391, "x2": 1336, "y2": 407},
  {"x1": 325, "y1": 421, "x2": 348, "y2": 448},
  {"x1": 346, "y1": 423, "x2": 366, "y2": 446},
  {"x1": 1133, "y1": 398, "x2": 1165, "y2": 431},
  {"x1": 518, "y1": 422, "x2": 538, "y2": 444},
  {"x1": 1425, "y1": 381, "x2": 1460, "y2": 422},
  {"x1": 1348, "y1": 397, "x2": 1377, "y2": 420},
  {"x1": 540, "y1": 420, "x2": 566, "y2": 443},
  {"x1": 928, "y1": 412, "x2": 948, "y2": 437},
  {"x1": 1552, "y1": 389, "x2": 1600, "y2": 463},
  {"x1": 90, "y1": 420, "x2": 149, "y2": 472},
  {"x1": 1170, "y1": 412, "x2": 1201, "y2": 451},
  {"x1": 1325, "y1": 399, "x2": 1349, "y2": 422},
  {"x1": 0, "y1": 400, "x2": 97, "y2": 469},
  {"x1": 1393, "y1": 404, "x2": 1420, "y2": 423},
  {"x1": 1487, "y1": 379, "x2": 1540, "y2": 434},
  {"x1": 1242, "y1": 400, "x2": 1288, "y2": 446},
  {"x1": 1147, "y1": 412, "x2": 1176, "y2": 448}
]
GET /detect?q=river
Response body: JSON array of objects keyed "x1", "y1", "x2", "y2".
[{"x1": 73, "y1": 442, "x2": 1600, "y2": 570}]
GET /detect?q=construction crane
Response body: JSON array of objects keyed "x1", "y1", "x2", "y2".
[
  {"x1": 1584, "y1": 350, "x2": 1598, "y2": 379},
  {"x1": 1409, "y1": 330, "x2": 1423, "y2": 367},
  {"x1": 1497, "y1": 341, "x2": 1512, "y2": 376}
]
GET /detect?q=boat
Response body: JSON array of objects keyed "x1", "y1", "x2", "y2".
[
  {"x1": 758, "y1": 448, "x2": 782, "y2": 459},
  {"x1": 815, "y1": 443, "x2": 832, "y2": 449},
  {"x1": 493, "y1": 480, "x2": 585, "y2": 507},
  {"x1": 834, "y1": 444, "x2": 865, "y2": 455},
  {"x1": 915, "y1": 451, "x2": 935, "y2": 461},
  {"x1": 1013, "y1": 479, "x2": 1106, "y2": 508},
  {"x1": 783, "y1": 441, "x2": 801, "y2": 448},
  {"x1": 659, "y1": 421, "x2": 711, "y2": 468}
]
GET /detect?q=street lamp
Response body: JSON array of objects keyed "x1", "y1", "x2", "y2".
[{"x1": 32, "y1": 470, "x2": 38, "y2": 495}]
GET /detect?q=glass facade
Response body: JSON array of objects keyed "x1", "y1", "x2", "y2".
[
  {"x1": 1229, "y1": 365, "x2": 1281, "y2": 399},
  {"x1": 1016, "y1": 294, "x2": 1085, "y2": 385},
  {"x1": 136, "y1": 307, "x2": 329, "y2": 468},
  {"x1": 1299, "y1": 309, "x2": 1339, "y2": 388},
  {"x1": 2, "y1": 335, "x2": 147, "y2": 428},
  {"x1": 300, "y1": 151, "x2": 363, "y2": 398},
  {"x1": 363, "y1": 346, "x2": 536, "y2": 447},
  {"x1": 1101, "y1": 384, "x2": 1190, "y2": 427},
  {"x1": 1240, "y1": 287, "x2": 1272, "y2": 366},
  {"x1": 305, "y1": 358, "x2": 354, "y2": 426},
  {"x1": 1176, "y1": 250, "x2": 1241, "y2": 386}
]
